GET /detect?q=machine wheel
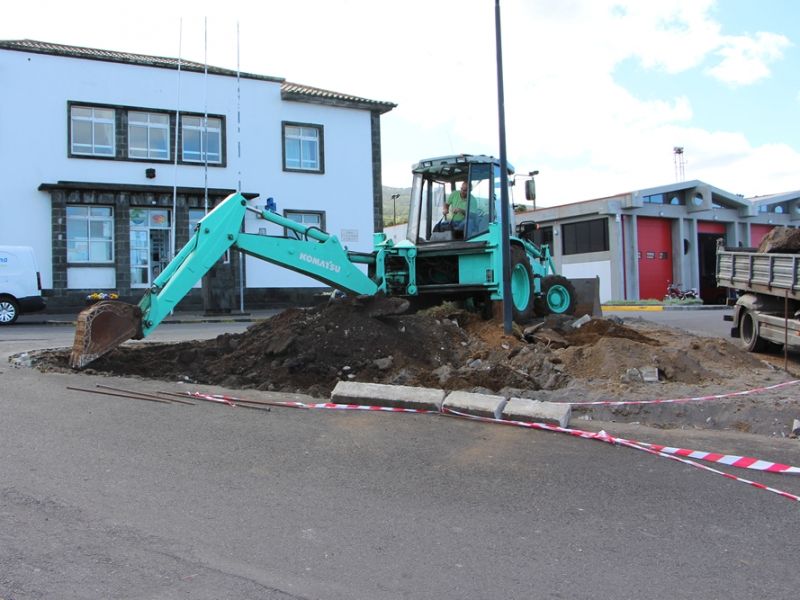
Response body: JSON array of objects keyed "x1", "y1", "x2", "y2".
[
  {"x1": 539, "y1": 275, "x2": 577, "y2": 316},
  {"x1": 740, "y1": 308, "x2": 769, "y2": 352},
  {"x1": 510, "y1": 247, "x2": 535, "y2": 323},
  {"x1": 0, "y1": 296, "x2": 20, "y2": 325}
]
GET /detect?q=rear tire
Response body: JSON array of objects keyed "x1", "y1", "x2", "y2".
[
  {"x1": 740, "y1": 308, "x2": 769, "y2": 352},
  {"x1": 0, "y1": 296, "x2": 20, "y2": 325},
  {"x1": 510, "y1": 247, "x2": 535, "y2": 323},
  {"x1": 539, "y1": 275, "x2": 577, "y2": 316}
]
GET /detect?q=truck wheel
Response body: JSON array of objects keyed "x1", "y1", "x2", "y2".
[
  {"x1": 539, "y1": 275, "x2": 577, "y2": 316},
  {"x1": 740, "y1": 308, "x2": 769, "y2": 352},
  {"x1": 510, "y1": 247, "x2": 535, "y2": 323},
  {"x1": 0, "y1": 296, "x2": 20, "y2": 325}
]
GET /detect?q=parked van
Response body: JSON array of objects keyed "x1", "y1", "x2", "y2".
[{"x1": 0, "y1": 246, "x2": 46, "y2": 324}]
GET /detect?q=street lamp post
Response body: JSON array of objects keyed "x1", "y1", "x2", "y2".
[{"x1": 391, "y1": 193, "x2": 400, "y2": 225}]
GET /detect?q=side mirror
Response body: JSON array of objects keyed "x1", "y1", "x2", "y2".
[{"x1": 524, "y1": 179, "x2": 536, "y2": 204}]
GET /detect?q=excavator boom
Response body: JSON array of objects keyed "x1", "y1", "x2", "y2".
[{"x1": 70, "y1": 192, "x2": 383, "y2": 368}]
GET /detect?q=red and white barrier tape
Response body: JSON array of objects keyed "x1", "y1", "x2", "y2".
[
  {"x1": 187, "y1": 390, "x2": 800, "y2": 502},
  {"x1": 568, "y1": 379, "x2": 800, "y2": 407},
  {"x1": 441, "y1": 407, "x2": 800, "y2": 503}
]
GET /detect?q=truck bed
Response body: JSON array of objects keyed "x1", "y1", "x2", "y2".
[{"x1": 716, "y1": 246, "x2": 800, "y2": 300}]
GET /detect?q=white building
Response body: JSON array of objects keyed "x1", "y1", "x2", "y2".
[{"x1": 0, "y1": 39, "x2": 395, "y2": 310}]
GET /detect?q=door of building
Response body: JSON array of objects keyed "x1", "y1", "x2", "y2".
[
  {"x1": 637, "y1": 217, "x2": 673, "y2": 300},
  {"x1": 697, "y1": 221, "x2": 726, "y2": 304},
  {"x1": 130, "y1": 208, "x2": 171, "y2": 288},
  {"x1": 750, "y1": 224, "x2": 774, "y2": 247}
]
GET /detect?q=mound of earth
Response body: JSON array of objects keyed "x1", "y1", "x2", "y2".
[
  {"x1": 27, "y1": 299, "x2": 800, "y2": 435},
  {"x1": 32, "y1": 298, "x2": 767, "y2": 396}
]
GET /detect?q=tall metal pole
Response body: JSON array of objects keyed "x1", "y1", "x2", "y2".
[{"x1": 495, "y1": 0, "x2": 513, "y2": 334}]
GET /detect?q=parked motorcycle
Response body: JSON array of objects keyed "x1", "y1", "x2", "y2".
[{"x1": 665, "y1": 282, "x2": 698, "y2": 300}]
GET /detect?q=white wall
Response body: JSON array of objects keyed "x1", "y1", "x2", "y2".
[
  {"x1": 561, "y1": 260, "x2": 613, "y2": 303},
  {"x1": 0, "y1": 48, "x2": 377, "y2": 291}
]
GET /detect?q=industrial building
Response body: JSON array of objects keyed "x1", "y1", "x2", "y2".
[{"x1": 523, "y1": 181, "x2": 800, "y2": 303}]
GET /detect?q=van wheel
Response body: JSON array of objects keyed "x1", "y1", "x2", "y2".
[
  {"x1": 0, "y1": 297, "x2": 19, "y2": 325},
  {"x1": 740, "y1": 308, "x2": 769, "y2": 352}
]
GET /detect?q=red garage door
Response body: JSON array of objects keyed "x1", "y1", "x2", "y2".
[
  {"x1": 637, "y1": 217, "x2": 673, "y2": 300},
  {"x1": 751, "y1": 224, "x2": 774, "y2": 247}
]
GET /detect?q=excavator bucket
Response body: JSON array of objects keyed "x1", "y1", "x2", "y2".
[
  {"x1": 69, "y1": 301, "x2": 143, "y2": 369},
  {"x1": 569, "y1": 276, "x2": 603, "y2": 318}
]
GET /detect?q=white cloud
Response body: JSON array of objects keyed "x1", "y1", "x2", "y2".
[
  {"x1": 1, "y1": 0, "x2": 798, "y2": 204},
  {"x1": 706, "y1": 31, "x2": 791, "y2": 86}
]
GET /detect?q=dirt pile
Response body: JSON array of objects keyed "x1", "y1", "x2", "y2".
[{"x1": 33, "y1": 298, "x2": 768, "y2": 400}]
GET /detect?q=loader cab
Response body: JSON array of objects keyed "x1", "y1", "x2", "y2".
[{"x1": 406, "y1": 154, "x2": 514, "y2": 245}]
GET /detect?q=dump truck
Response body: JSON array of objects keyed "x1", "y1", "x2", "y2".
[
  {"x1": 71, "y1": 154, "x2": 581, "y2": 368},
  {"x1": 716, "y1": 239, "x2": 800, "y2": 352}
]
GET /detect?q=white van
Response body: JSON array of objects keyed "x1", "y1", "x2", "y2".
[{"x1": 0, "y1": 246, "x2": 46, "y2": 324}]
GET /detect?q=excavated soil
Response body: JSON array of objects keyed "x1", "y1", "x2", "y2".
[{"x1": 28, "y1": 298, "x2": 800, "y2": 437}]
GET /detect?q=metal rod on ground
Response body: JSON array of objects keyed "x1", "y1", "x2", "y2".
[
  {"x1": 66, "y1": 386, "x2": 174, "y2": 404},
  {"x1": 96, "y1": 384, "x2": 195, "y2": 405},
  {"x1": 157, "y1": 391, "x2": 271, "y2": 412}
]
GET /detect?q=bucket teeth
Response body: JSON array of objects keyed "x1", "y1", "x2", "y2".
[{"x1": 69, "y1": 301, "x2": 142, "y2": 369}]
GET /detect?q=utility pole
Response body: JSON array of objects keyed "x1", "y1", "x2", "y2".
[
  {"x1": 391, "y1": 193, "x2": 400, "y2": 225},
  {"x1": 495, "y1": 0, "x2": 513, "y2": 334}
]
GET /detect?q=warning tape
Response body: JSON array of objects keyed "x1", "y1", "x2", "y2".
[
  {"x1": 569, "y1": 379, "x2": 800, "y2": 407},
  {"x1": 186, "y1": 390, "x2": 800, "y2": 502},
  {"x1": 441, "y1": 407, "x2": 800, "y2": 503}
]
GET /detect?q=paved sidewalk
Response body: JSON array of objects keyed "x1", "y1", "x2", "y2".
[{"x1": 16, "y1": 308, "x2": 285, "y2": 326}]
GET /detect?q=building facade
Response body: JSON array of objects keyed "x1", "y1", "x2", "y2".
[
  {"x1": 0, "y1": 40, "x2": 395, "y2": 309},
  {"x1": 521, "y1": 181, "x2": 800, "y2": 303}
]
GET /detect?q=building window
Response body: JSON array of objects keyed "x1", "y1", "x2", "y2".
[
  {"x1": 182, "y1": 115, "x2": 222, "y2": 163},
  {"x1": 643, "y1": 193, "x2": 664, "y2": 204},
  {"x1": 70, "y1": 106, "x2": 115, "y2": 156},
  {"x1": 284, "y1": 210, "x2": 325, "y2": 238},
  {"x1": 66, "y1": 206, "x2": 114, "y2": 263},
  {"x1": 282, "y1": 122, "x2": 324, "y2": 173},
  {"x1": 562, "y1": 218, "x2": 609, "y2": 255},
  {"x1": 128, "y1": 111, "x2": 170, "y2": 160}
]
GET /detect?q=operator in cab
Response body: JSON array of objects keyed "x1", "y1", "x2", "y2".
[{"x1": 443, "y1": 181, "x2": 471, "y2": 231}]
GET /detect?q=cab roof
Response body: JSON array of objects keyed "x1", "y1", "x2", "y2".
[{"x1": 412, "y1": 154, "x2": 515, "y2": 179}]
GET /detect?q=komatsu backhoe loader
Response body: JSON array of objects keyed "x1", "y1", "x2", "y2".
[{"x1": 70, "y1": 154, "x2": 578, "y2": 368}]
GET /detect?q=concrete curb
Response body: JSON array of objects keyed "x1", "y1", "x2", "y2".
[
  {"x1": 330, "y1": 383, "x2": 573, "y2": 428},
  {"x1": 331, "y1": 381, "x2": 446, "y2": 412},
  {"x1": 603, "y1": 304, "x2": 730, "y2": 312},
  {"x1": 443, "y1": 391, "x2": 506, "y2": 420}
]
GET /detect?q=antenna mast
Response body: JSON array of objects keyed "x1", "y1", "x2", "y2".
[{"x1": 673, "y1": 146, "x2": 685, "y2": 182}]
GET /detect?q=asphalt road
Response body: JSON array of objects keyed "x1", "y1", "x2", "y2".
[{"x1": 2, "y1": 317, "x2": 800, "y2": 599}]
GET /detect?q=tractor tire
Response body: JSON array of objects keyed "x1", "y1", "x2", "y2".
[
  {"x1": 740, "y1": 308, "x2": 769, "y2": 352},
  {"x1": 0, "y1": 296, "x2": 20, "y2": 325},
  {"x1": 510, "y1": 247, "x2": 535, "y2": 323},
  {"x1": 538, "y1": 275, "x2": 577, "y2": 316}
]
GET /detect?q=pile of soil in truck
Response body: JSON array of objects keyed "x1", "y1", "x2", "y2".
[{"x1": 29, "y1": 298, "x2": 799, "y2": 436}]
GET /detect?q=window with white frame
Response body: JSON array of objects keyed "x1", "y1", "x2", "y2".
[
  {"x1": 284, "y1": 210, "x2": 325, "y2": 239},
  {"x1": 282, "y1": 122, "x2": 323, "y2": 172},
  {"x1": 128, "y1": 111, "x2": 170, "y2": 160},
  {"x1": 71, "y1": 106, "x2": 115, "y2": 156},
  {"x1": 182, "y1": 115, "x2": 222, "y2": 163},
  {"x1": 66, "y1": 206, "x2": 114, "y2": 263}
]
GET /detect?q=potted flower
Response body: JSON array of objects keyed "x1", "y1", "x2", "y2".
[{"x1": 85, "y1": 291, "x2": 120, "y2": 306}]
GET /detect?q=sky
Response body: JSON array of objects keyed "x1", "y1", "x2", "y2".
[{"x1": 3, "y1": 0, "x2": 799, "y2": 207}]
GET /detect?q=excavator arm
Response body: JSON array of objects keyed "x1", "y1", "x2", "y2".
[{"x1": 70, "y1": 193, "x2": 381, "y2": 368}]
